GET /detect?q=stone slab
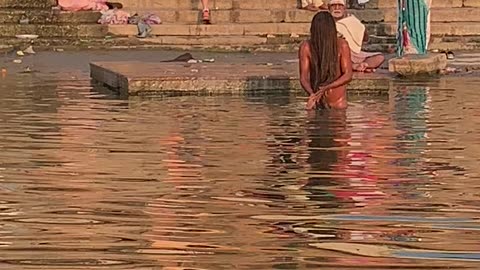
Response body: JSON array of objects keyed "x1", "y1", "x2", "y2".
[
  {"x1": 119, "y1": 0, "x2": 234, "y2": 10},
  {"x1": 0, "y1": 10, "x2": 101, "y2": 24},
  {"x1": 464, "y1": 0, "x2": 480, "y2": 7},
  {"x1": 0, "y1": 0, "x2": 56, "y2": 8},
  {"x1": 90, "y1": 61, "x2": 391, "y2": 96},
  {"x1": 141, "y1": 36, "x2": 267, "y2": 46},
  {"x1": 119, "y1": 0, "x2": 297, "y2": 10},
  {"x1": 0, "y1": 24, "x2": 107, "y2": 38},
  {"x1": 388, "y1": 53, "x2": 447, "y2": 76}
]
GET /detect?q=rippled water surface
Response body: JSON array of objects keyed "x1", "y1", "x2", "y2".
[{"x1": 1, "y1": 51, "x2": 480, "y2": 269}]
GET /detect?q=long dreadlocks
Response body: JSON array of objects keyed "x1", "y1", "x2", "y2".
[{"x1": 309, "y1": 12, "x2": 339, "y2": 92}]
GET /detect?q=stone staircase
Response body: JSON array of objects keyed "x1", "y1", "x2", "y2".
[
  {"x1": 1, "y1": 0, "x2": 480, "y2": 51},
  {"x1": 0, "y1": 0, "x2": 106, "y2": 48},
  {"x1": 107, "y1": 0, "x2": 480, "y2": 51}
]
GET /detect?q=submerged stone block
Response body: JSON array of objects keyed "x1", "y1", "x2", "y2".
[
  {"x1": 388, "y1": 53, "x2": 447, "y2": 76},
  {"x1": 89, "y1": 61, "x2": 392, "y2": 96}
]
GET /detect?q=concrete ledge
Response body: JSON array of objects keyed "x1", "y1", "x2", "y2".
[{"x1": 90, "y1": 61, "x2": 392, "y2": 96}]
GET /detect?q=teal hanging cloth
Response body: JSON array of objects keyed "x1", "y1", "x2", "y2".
[{"x1": 397, "y1": 0, "x2": 431, "y2": 56}]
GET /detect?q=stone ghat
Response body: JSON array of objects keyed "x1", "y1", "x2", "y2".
[{"x1": 90, "y1": 61, "x2": 392, "y2": 96}]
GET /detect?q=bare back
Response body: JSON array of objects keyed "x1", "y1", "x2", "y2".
[{"x1": 299, "y1": 37, "x2": 353, "y2": 109}]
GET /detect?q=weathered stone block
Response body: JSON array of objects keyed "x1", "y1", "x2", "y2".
[
  {"x1": 90, "y1": 61, "x2": 393, "y2": 96},
  {"x1": 388, "y1": 53, "x2": 447, "y2": 76},
  {"x1": 463, "y1": 0, "x2": 480, "y2": 7},
  {"x1": 0, "y1": 0, "x2": 56, "y2": 8},
  {"x1": 0, "y1": 24, "x2": 107, "y2": 38},
  {"x1": 0, "y1": 10, "x2": 101, "y2": 24},
  {"x1": 120, "y1": 0, "x2": 233, "y2": 10}
]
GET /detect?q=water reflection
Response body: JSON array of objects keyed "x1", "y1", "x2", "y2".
[{"x1": 1, "y1": 72, "x2": 480, "y2": 269}]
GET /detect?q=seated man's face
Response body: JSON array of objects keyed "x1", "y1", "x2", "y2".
[{"x1": 329, "y1": 4, "x2": 346, "y2": 19}]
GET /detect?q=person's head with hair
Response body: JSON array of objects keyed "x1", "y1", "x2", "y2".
[
  {"x1": 309, "y1": 11, "x2": 339, "y2": 92},
  {"x1": 328, "y1": 0, "x2": 347, "y2": 20}
]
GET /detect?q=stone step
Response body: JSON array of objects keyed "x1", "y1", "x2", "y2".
[
  {"x1": 1, "y1": 8, "x2": 479, "y2": 25},
  {"x1": 464, "y1": 0, "x2": 480, "y2": 7},
  {"x1": 141, "y1": 35, "x2": 268, "y2": 46},
  {"x1": 107, "y1": 22, "x2": 480, "y2": 37},
  {"x1": 0, "y1": 0, "x2": 56, "y2": 9},
  {"x1": 120, "y1": 34, "x2": 480, "y2": 48},
  {"x1": 125, "y1": 8, "x2": 480, "y2": 24},
  {"x1": 366, "y1": 0, "x2": 466, "y2": 8},
  {"x1": 121, "y1": 0, "x2": 480, "y2": 10},
  {"x1": 2, "y1": 35, "x2": 480, "y2": 53},
  {"x1": 0, "y1": 24, "x2": 107, "y2": 38},
  {"x1": 362, "y1": 7, "x2": 480, "y2": 23},
  {"x1": 120, "y1": 0, "x2": 298, "y2": 11},
  {"x1": 0, "y1": 10, "x2": 101, "y2": 24}
]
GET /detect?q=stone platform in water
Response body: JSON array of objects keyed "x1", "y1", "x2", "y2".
[
  {"x1": 389, "y1": 53, "x2": 448, "y2": 76},
  {"x1": 90, "y1": 61, "x2": 392, "y2": 96}
]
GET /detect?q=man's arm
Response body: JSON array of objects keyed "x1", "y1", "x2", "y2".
[{"x1": 299, "y1": 41, "x2": 315, "y2": 96}]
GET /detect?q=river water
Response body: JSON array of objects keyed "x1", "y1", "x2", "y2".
[{"x1": 1, "y1": 51, "x2": 480, "y2": 269}]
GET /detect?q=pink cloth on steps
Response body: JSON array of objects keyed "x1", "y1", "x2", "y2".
[{"x1": 58, "y1": 0, "x2": 109, "y2": 11}]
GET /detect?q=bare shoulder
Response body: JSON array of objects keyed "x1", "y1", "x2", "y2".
[
  {"x1": 336, "y1": 37, "x2": 350, "y2": 50},
  {"x1": 299, "y1": 40, "x2": 311, "y2": 54}
]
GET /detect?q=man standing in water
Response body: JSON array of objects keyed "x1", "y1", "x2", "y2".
[
  {"x1": 329, "y1": 0, "x2": 385, "y2": 72},
  {"x1": 299, "y1": 12, "x2": 353, "y2": 110}
]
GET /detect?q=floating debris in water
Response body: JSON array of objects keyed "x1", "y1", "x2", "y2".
[
  {"x1": 20, "y1": 67, "x2": 32, "y2": 73},
  {"x1": 24, "y1": 46, "x2": 36, "y2": 54}
]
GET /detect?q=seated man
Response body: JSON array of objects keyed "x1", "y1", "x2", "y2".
[
  {"x1": 300, "y1": 0, "x2": 328, "y2": 11},
  {"x1": 329, "y1": 0, "x2": 384, "y2": 72}
]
